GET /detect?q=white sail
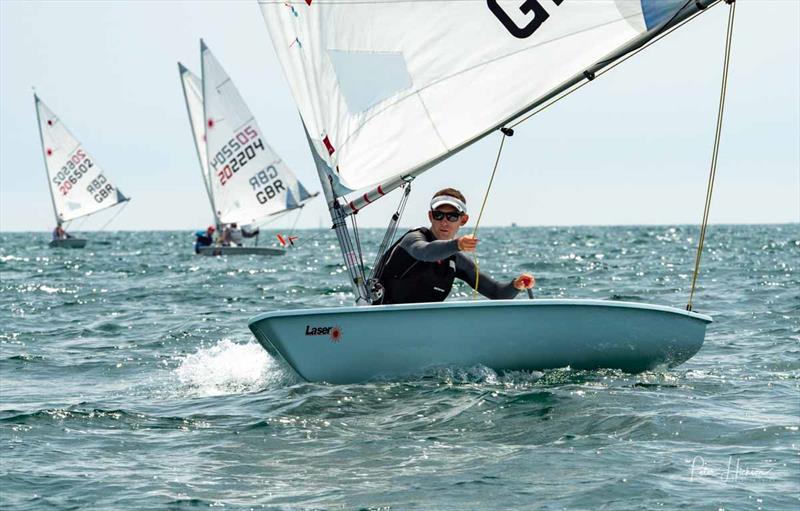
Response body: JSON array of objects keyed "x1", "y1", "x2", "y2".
[
  {"x1": 34, "y1": 94, "x2": 128, "y2": 223},
  {"x1": 259, "y1": 0, "x2": 692, "y2": 194},
  {"x1": 200, "y1": 40, "x2": 313, "y2": 226},
  {"x1": 178, "y1": 63, "x2": 217, "y2": 224}
]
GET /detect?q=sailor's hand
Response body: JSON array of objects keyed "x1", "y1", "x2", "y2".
[
  {"x1": 513, "y1": 274, "x2": 535, "y2": 290},
  {"x1": 457, "y1": 235, "x2": 479, "y2": 252}
]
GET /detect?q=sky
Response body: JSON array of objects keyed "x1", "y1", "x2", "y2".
[{"x1": 1, "y1": 0, "x2": 798, "y2": 232}]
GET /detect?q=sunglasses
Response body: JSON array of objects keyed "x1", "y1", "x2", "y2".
[{"x1": 431, "y1": 210, "x2": 462, "y2": 222}]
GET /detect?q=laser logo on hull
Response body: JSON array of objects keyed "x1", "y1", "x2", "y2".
[{"x1": 305, "y1": 325, "x2": 344, "y2": 343}]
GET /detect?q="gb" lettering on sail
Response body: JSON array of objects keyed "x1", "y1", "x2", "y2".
[{"x1": 487, "y1": 0, "x2": 565, "y2": 39}]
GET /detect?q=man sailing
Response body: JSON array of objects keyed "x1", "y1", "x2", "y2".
[
  {"x1": 374, "y1": 188, "x2": 535, "y2": 305},
  {"x1": 52, "y1": 223, "x2": 71, "y2": 240}
]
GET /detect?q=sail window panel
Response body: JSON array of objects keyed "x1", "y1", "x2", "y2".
[
  {"x1": 297, "y1": 181, "x2": 312, "y2": 202},
  {"x1": 335, "y1": 97, "x2": 448, "y2": 191},
  {"x1": 639, "y1": 0, "x2": 686, "y2": 31},
  {"x1": 327, "y1": 49, "x2": 412, "y2": 114}
]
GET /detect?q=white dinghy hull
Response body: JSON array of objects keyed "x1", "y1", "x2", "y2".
[
  {"x1": 248, "y1": 299, "x2": 712, "y2": 384},
  {"x1": 49, "y1": 238, "x2": 87, "y2": 249},
  {"x1": 196, "y1": 246, "x2": 284, "y2": 257}
]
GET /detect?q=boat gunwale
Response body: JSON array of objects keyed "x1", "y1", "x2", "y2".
[
  {"x1": 248, "y1": 299, "x2": 713, "y2": 325},
  {"x1": 49, "y1": 238, "x2": 88, "y2": 248}
]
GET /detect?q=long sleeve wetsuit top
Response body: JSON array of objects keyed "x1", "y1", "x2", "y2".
[{"x1": 396, "y1": 230, "x2": 519, "y2": 299}]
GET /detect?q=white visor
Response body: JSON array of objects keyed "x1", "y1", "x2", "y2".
[{"x1": 430, "y1": 196, "x2": 467, "y2": 214}]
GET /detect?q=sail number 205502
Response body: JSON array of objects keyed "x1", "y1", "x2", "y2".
[{"x1": 210, "y1": 125, "x2": 265, "y2": 186}]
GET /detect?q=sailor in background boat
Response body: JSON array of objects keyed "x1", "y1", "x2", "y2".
[
  {"x1": 374, "y1": 188, "x2": 535, "y2": 305},
  {"x1": 222, "y1": 223, "x2": 242, "y2": 246},
  {"x1": 221, "y1": 222, "x2": 259, "y2": 247},
  {"x1": 194, "y1": 225, "x2": 215, "y2": 253},
  {"x1": 52, "y1": 223, "x2": 72, "y2": 240}
]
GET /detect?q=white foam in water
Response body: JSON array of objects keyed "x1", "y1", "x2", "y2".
[{"x1": 174, "y1": 339, "x2": 290, "y2": 396}]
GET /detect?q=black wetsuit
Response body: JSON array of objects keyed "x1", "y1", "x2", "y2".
[{"x1": 375, "y1": 227, "x2": 519, "y2": 305}]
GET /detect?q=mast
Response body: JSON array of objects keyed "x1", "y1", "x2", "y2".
[
  {"x1": 303, "y1": 122, "x2": 370, "y2": 303},
  {"x1": 33, "y1": 93, "x2": 60, "y2": 226},
  {"x1": 178, "y1": 61, "x2": 220, "y2": 228},
  {"x1": 198, "y1": 39, "x2": 220, "y2": 229}
]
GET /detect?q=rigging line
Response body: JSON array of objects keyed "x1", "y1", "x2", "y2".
[
  {"x1": 71, "y1": 215, "x2": 89, "y2": 232},
  {"x1": 350, "y1": 210, "x2": 366, "y2": 273},
  {"x1": 253, "y1": 205, "x2": 302, "y2": 228},
  {"x1": 96, "y1": 199, "x2": 129, "y2": 232},
  {"x1": 283, "y1": 221, "x2": 335, "y2": 249},
  {"x1": 509, "y1": 1, "x2": 714, "y2": 130},
  {"x1": 370, "y1": 183, "x2": 412, "y2": 280},
  {"x1": 470, "y1": 130, "x2": 509, "y2": 297},
  {"x1": 253, "y1": 207, "x2": 303, "y2": 248},
  {"x1": 256, "y1": 214, "x2": 286, "y2": 227},
  {"x1": 287, "y1": 205, "x2": 304, "y2": 241},
  {"x1": 339, "y1": 189, "x2": 367, "y2": 272},
  {"x1": 688, "y1": 0, "x2": 736, "y2": 311}
]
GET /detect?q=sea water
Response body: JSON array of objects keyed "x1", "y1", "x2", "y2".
[{"x1": 1, "y1": 225, "x2": 797, "y2": 510}]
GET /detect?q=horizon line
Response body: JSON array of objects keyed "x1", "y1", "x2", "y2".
[{"x1": 1, "y1": 221, "x2": 797, "y2": 234}]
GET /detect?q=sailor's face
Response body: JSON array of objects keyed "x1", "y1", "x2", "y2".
[{"x1": 429, "y1": 205, "x2": 468, "y2": 240}]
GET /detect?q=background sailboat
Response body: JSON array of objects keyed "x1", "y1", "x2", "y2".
[
  {"x1": 178, "y1": 40, "x2": 318, "y2": 256},
  {"x1": 34, "y1": 93, "x2": 130, "y2": 248},
  {"x1": 247, "y1": 0, "x2": 734, "y2": 383}
]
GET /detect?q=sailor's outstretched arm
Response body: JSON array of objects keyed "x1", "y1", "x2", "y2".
[
  {"x1": 399, "y1": 230, "x2": 460, "y2": 262},
  {"x1": 454, "y1": 253, "x2": 519, "y2": 299}
]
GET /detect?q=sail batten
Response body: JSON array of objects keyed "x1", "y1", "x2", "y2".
[
  {"x1": 34, "y1": 94, "x2": 128, "y2": 223},
  {"x1": 260, "y1": 0, "x2": 717, "y2": 197},
  {"x1": 199, "y1": 41, "x2": 316, "y2": 226}
]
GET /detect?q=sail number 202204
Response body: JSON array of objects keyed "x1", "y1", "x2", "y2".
[
  {"x1": 210, "y1": 125, "x2": 265, "y2": 186},
  {"x1": 209, "y1": 124, "x2": 286, "y2": 205}
]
